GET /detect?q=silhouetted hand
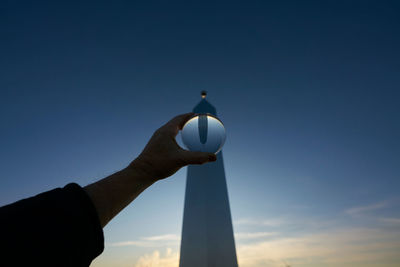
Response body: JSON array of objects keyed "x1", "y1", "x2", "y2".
[{"x1": 130, "y1": 113, "x2": 217, "y2": 181}]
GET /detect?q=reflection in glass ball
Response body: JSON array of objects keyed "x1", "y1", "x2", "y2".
[{"x1": 181, "y1": 114, "x2": 226, "y2": 154}]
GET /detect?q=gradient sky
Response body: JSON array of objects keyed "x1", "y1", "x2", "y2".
[{"x1": 1, "y1": 1, "x2": 400, "y2": 266}]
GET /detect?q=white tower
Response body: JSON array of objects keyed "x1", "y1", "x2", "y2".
[{"x1": 179, "y1": 92, "x2": 238, "y2": 267}]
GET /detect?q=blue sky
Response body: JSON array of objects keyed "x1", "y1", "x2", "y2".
[{"x1": 1, "y1": 1, "x2": 400, "y2": 266}]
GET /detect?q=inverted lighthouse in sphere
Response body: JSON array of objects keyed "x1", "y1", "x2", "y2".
[{"x1": 179, "y1": 92, "x2": 238, "y2": 267}]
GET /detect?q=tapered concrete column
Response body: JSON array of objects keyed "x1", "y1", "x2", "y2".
[{"x1": 179, "y1": 93, "x2": 238, "y2": 267}]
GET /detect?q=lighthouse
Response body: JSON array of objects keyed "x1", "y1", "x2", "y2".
[{"x1": 179, "y1": 92, "x2": 238, "y2": 267}]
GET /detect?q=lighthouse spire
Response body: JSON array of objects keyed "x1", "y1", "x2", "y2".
[{"x1": 193, "y1": 91, "x2": 217, "y2": 116}]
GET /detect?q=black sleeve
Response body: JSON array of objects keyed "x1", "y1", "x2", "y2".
[{"x1": 0, "y1": 183, "x2": 104, "y2": 267}]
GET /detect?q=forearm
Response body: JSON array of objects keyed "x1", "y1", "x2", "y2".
[
  {"x1": 84, "y1": 161, "x2": 155, "y2": 228},
  {"x1": 84, "y1": 113, "x2": 215, "y2": 228}
]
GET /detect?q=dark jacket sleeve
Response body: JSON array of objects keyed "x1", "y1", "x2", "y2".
[{"x1": 0, "y1": 183, "x2": 104, "y2": 267}]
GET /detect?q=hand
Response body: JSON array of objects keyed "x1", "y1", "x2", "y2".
[{"x1": 130, "y1": 113, "x2": 217, "y2": 181}]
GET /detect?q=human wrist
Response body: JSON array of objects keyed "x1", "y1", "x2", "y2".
[{"x1": 126, "y1": 158, "x2": 159, "y2": 184}]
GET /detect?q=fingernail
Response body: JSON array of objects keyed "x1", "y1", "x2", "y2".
[{"x1": 209, "y1": 154, "x2": 217, "y2": 161}]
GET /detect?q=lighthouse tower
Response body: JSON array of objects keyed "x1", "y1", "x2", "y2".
[{"x1": 179, "y1": 92, "x2": 238, "y2": 267}]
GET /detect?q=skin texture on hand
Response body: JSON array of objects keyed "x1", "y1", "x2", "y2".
[
  {"x1": 131, "y1": 112, "x2": 217, "y2": 181},
  {"x1": 84, "y1": 113, "x2": 216, "y2": 227}
]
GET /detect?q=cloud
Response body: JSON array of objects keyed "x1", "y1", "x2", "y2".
[
  {"x1": 234, "y1": 218, "x2": 288, "y2": 227},
  {"x1": 142, "y1": 234, "x2": 181, "y2": 241},
  {"x1": 115, "y1": 200, "x2": 400, "y2": 267},
  {"x1": 130, "y1": 227, "x2": 400, "y2": 267},
  {"x1": 234, "y1": 216, "x2": 336, "y2": 230},
  {"x1": 345, "y1": 201, "x2": 388, "y2": 217},
  {"x1": 235, "y1": 232, "x2": 278, "y2": 240},
  {"x1": 111, "y1": 232, "x2": 279, "y2": 247},
  {"x1": 134, "y1": 248, "x2": 179, "y2": 267},
  {"x1": 110, "y1": 234, "x2": 180, "y2": 247},
  {"x1": 236, "y1": 227, "x2": 400, "y2": 267},
  {"x1": 110, "y1": 240, "x2": 153, "y2": 247},
  {"x1": 379, "y1": 217, "x2": 400, "y2": 225}
]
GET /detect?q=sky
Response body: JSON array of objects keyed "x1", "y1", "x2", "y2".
[{"x1": 1, "y1": 1, "x2": 400, "y2": 266}]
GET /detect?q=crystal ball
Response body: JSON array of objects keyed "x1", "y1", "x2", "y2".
[{"x1": 181, "y1": 114, "x2": 226, "y2": 154}]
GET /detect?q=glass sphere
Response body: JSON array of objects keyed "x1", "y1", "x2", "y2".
[{"x1": 181, "y1": 114, "x2": 226, "y2": 154}]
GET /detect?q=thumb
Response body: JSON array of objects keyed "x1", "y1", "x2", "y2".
[{"x1": 181, "y1": 150, "x2": 217, "y2": 165}]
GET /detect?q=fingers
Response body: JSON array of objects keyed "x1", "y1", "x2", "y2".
[
  {"x1": 162, "y1": 112, "x2": 196, "y2": 136},
  {"x1": 180, "y1": 150, "x2": 217, "y2": 165},
  {"x1": 170, "y1": 112, "x2": 195, "y2": 129}
]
